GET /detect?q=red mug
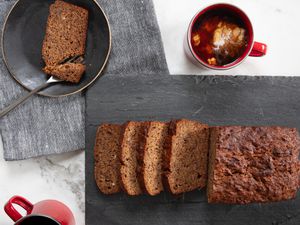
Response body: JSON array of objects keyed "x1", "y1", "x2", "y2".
[
  {"x1": 4, "y1": 196, "x2": 75, "y2": 225},
  {"x1": 184, "y1": 3, "x2": 267, "y2": 70}
]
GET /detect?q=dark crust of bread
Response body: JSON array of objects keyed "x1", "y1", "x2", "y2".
[
  {"x1": 208, "y1": 126, "x2": 300, "y2": 204},
  {"x1": 164, "y1": 119, "x2": 209, "y2": 194},
  {"x1": 118, "y1": 123, "x2": 127, "y2": 192},
  {"x1": 162, "y1": 120, "x2": 177, "y2": 193},
  {"x1": 94, "y1": 124, "x2": 122, "y2": 195},
  {"x1": 137, "y1": 122, "x2": 151, "y2": 193}
]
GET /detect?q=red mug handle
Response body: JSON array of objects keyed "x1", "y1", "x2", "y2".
[
  {"x1": 249, "y1": 41, "x2": 267, "y2": 57},
  {"x1": 4, "y1": 196, "x2": 33, "y2": 222}
]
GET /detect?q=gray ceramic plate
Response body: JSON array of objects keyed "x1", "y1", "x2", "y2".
[{"x1": 2, "y1": 0, "x2": 111, "y2": 97}]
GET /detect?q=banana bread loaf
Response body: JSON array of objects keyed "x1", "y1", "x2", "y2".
[{"x1": 208, "y1": 126, "x2": 300, "y2": 204}]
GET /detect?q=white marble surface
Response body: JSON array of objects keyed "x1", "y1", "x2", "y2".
[
  {"x1": 0, "y1": 137, "x2": 85, "y2": 225},
  {"x1": 1, "y1": 1, "x2": 300, "y2": 225}
]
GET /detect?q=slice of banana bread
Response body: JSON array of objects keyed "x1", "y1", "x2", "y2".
[
  {"x1": 164, "y1": 119, "x2": 209, "y2": 194},
  {"x1": 141, "y1": 121, "x2": 169, "y2": 196},
  {"x1": 43, "y1": 63, "x2": 85, "y2": 83},
  {"x1": 94, "y1": 124, "x2": 122, "y2": 194},
  {"x1": 42, "y1": 0, "x2": 88, "y2": 83},
  {"x1": 208, "y1": 126, "x2": 300, "y2": 204},
  {"x1": 120, "y1": 121, "x2": 149, "y2": 195}
]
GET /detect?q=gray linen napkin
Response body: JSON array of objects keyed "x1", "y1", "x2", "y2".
[{"x1": 0, "y1": 0, "x2": 168, "y2": 160}]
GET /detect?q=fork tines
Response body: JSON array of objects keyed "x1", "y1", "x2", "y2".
[{"x1": 62, "y1": 55, "x2": 85, "y2": 64}]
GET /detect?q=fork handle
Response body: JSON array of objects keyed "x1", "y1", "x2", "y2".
[{"x1": 0, "y1": 82, "x2": 50, "y2": 119}]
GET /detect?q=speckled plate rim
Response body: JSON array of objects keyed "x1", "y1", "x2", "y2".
[{"x1": 1, "y1": 0, "x2": 112, "y2": 98}]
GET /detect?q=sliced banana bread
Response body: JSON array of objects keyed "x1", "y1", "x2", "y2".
[
  {"x1": 141, "y1": 121, "x2": 169, "y2": 196},
  {"x1": 120, "y1": 121, "x2": 149, "y2": 195},
  {"x1": 43, "y1": 63, "x2": 85, "y2": 83},
  {"x1": 208, "y1": 126, "x2": 300, "y2": 204},
  {"x1": 164, "y1": 119, "x2": 209, "y2": 194},
  {"x1": 42, "y1": 0, "x2": 88, "y2": 83},
  {"x1": 94, "y1": 124, "x2": 122, "y2": 194}
]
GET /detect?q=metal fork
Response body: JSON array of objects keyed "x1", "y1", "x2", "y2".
[{"x1": 0, "y1": 56, "x2": 84, "y2": 119}]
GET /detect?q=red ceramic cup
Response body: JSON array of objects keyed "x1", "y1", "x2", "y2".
[
  {"x1": 4, "y1": 196, "x2": 75, "y2": 225},
  {"x1": 184, "y1": 3, "x2": 267, "y2": 70}
]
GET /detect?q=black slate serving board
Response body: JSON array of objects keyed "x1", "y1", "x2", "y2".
[{"x1": 86, "y1": 74, "x2": 300, "y2": 225}]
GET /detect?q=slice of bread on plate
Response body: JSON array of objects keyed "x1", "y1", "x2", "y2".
[
  {"x1": 42, "y1": 0, "x2": 88, "y2": 83},
  {"x1": 43, "y1": 63, "x2": 85, "y2": 83}
]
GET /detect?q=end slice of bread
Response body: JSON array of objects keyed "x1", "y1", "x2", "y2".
[
  {"x1": 94, "y1": 124, "x2": 122, "y2": 194},
  {"x1": 142, "y1": 121, "x2": 169, "y2": 196},
  {"x1": 164, "y1": 119, "x2": 209, "y2": 194},
  {"x1": 120, "y1": 121, "x2": 149, "y2": 195}
]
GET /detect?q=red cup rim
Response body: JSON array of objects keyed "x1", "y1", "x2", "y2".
[
  {"x1": 14, "y1": 214, "x2": 61, "y2": 225},
  {"x1": 187, "y1": 3, "x2": 254, "y2": 70}
]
